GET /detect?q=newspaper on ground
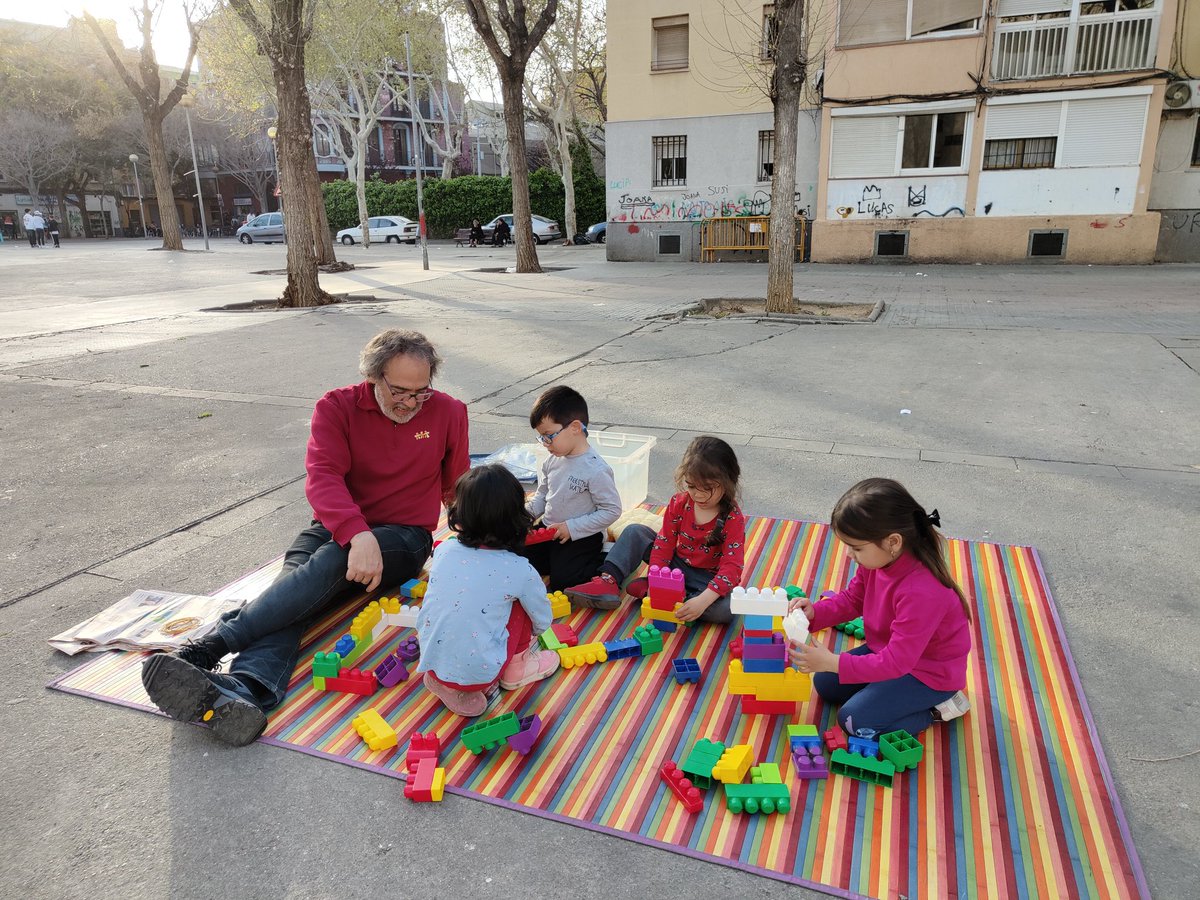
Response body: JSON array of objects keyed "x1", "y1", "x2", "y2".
[{"x1": 48, "y1": 589, "x2": 246, "y2": 656}]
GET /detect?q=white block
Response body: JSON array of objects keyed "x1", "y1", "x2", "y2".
[
  {"x1": 731, "y1": 586, "x2": 789, "y2": 617},
  {"x1": 782, "y1": 609, "x2": 810, "y2": 644}
]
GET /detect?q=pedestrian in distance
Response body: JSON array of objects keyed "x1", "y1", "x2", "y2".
[
  {"x1": 22, "y1": 208, "x2": 36, "y2": 248},
  {"x1": 33, "y1": 210, "x2": 46, "y2": 246},
  {"x1": 47, "y1": 216, "x2": 60, "y2": 247}
]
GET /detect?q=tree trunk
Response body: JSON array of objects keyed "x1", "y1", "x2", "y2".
[
  {"x1": 555, "y1": 117, "x2": 576, "y2": 242},
  {"x1": 274, "y1": 54, "x2": 335, "y2": 308},
  {"x1": 766, "y1": 0, "x2": 806, "y2": 314},
  {"x1": 354, "y1": 138, "x2": 370, "y2": 249},
  {"x1": 501, "y1": 75, "x2": 541, "y2": 273},
  {"x1": 305, "y1": 146, "x2": 336, "y2": 264},
  {"x1": 145, "y1": 111, "x2": 183, "y2": 250}
]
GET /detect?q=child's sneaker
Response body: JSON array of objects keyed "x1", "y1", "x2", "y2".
[
  {"x1": 566, "y1": 573, "x2": 621, "y2": 610},
  {"x1": 422, "y1": 672, "x2": 487, "y2": 717},
  {"x1": 934, "y1": 690, "x2": 971, "y2": 722},
  {"x1": 624, "y1": 577, "x2": 649, "y2": 600},
  {"x1": 499, "y1": 644, "x2": 560, "y2": 690}
]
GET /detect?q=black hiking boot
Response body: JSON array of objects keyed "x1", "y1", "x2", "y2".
[
  {"x1": 141, "y1": 654, "x2": 267, "y2": 747},
  {"x1": 174, "y1": 633, "x2": 230, "y2": 672}
]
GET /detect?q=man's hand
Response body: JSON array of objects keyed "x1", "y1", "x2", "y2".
[
  {"x1": 346, "y1": 530, "x2": 384, "y2": 592},
  {"x1": 551, "y1": 521, "x2": 572, "y2": 543}
]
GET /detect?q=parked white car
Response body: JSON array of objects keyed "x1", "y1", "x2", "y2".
[
  {"x1": 336, "y1": 215, "x2": 418, "y2": 245},
  {"x1": 481, "y1": 214, "x2": 562, "y2": 245}
]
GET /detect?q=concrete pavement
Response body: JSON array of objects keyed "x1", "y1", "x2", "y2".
[{"x1": 1, "y1": 237, "x2": 1197, "y2": 899}]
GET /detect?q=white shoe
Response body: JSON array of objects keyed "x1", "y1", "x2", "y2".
[{"x1": 934, "y1": 691, "x2": 970, "y2": 721}]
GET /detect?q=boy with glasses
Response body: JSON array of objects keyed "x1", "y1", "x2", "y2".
[{"x1": 521, "y1": 386, "x2": 622, "y2": 601}]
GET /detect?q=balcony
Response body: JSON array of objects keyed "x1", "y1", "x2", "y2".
[{"x1": 992, "y1": 9, "x2": 1159, "y2": 81}]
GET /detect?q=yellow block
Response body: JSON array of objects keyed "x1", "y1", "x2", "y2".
[
  {"x1": 410, "y1": 581, "x2": 428, "y2": 599},
  {"x1": 350, "y1": 601, "x2": 383, "y2": 642},
  {"x1": 548, "y1": 591, "x2": 571, "y2": 620},
  {"x1": 640, "y1": 597, "x2": 682, "y2": 624},
  {"x1": 380, "y1": 596, "x2": 400, "y2": 614},
  {"x1": 352, "y1": 709, "x2": 397, "y2": 751},
  {"x1": 712, "y1": 743, "x2": 753, "y2": 784},
  {"x1": 430, "y1": 767, "x2": 446, "y2": 802},
  {"x1": 726, "y1": 659, "x2": 812, "y2": 701},
  {"x1": 558, "y1": 642, "x2": 608, "y2": 669}
]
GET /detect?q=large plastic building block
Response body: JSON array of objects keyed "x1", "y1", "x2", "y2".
[
  {"x1": 311, "y1": 676, "x2": 326, "y2": 691},
  {"x1": 323, "y1": 667, "x2": 377, "y2": 696},
  {"x1": 406, "y1": 732, "x2": 441, "y2": 771},
  {"x1": 792, "y1": 745, "x2": 829, "y2": 780},
  {"x1": 558, "y1": 642, "x2": 608, "y2": 669},
  {"x1": 379, "y1": 596, "x2": 401, "y2": 614},
  {"x1": 724, "y1": 782, "x2": 791, "y2": 815},
  {"x1": 526, "y1": 526, "x2": 557, "y2": 546},
  {"x1": 654, "y1": 620, "x2": 678, "y2": 633},
  {"x1": 829, "y1": 749, "x2": 896, "y2": 786},
  {"x1": 399, "y1": 578, "x2": 427, "y2": 599},
  {"x1": 339, "y1": 635, "x2": 368, "y2": 669},
  {"x1": 742, "y1": 635, "x2": 787, "y2": 661},
  {"x1": 741, "y1": 698, "x2": 797, "y2": 715},
  {"x1": 726, "y1": 660, "x2": 811, "y2": 701},
  {"x1": 660, "y1": 761, "x2": 703, "y2": 813},
  {"x1": 380, "y1": 603, "x2": 419, "y2": 630},
  {"x1": 633, "y1": 624, "x2": 663, "y2": 656},
  {"x1": 395, "y1": 636, "x2": 420, "y2": 662},
  {"x1": 551, "y1": 623, "x2": 578, "y2": 647},
  {"x1": 352, "y1": 709, "x2": 397, "y2": 751},
  {"x1": 429, "y1": 767, "x2": 446, "y2": 801},
  {"x1": 782, "y1": 609, "x2": 811, "y2": 644},
  {"x1": 671, "y1": 658, "x2": 701, "y2": 684},
  {"x1": 785, "y1": 585, "x2": 808, "y2": 601},
  {"x1": 538, "y1": 629, "x2": 566, "y2": 651},
  {"x1": 834, "y1": 617, "x2": 866, "y2": 640},
  {"x1": 334, "y1": 634, "x2": 356, "y2": 657},
  {"x1": 741, "y1": 655, "x2": 788, "y2": 674},
  {"x1": 374, "y1": 652, "x2": 409, "y2": 687},
  {"x1": 461, "y1": 711, "x2": 521, "y2": 754},
  {"x1": 603, "y1": 638, "x2": 642, "y2": 661},
  {"x1": 728, "y1": 636, "x2": 743, "y2": 659},
  {"x1": 312, "y1": 651, "x2": 342, "y2": 679},
  {"x1": 405, "y1": 756, "x2": 445, "y2": 802},
  {"x1": 879, "y1": 730, "x2": 924, "y2": 772},
  {"x1": 743, "y1": 614, "x2": 775, "y2": 632},
  {"x1": 787, "y1": 724, "x2": 822, "y2": 751},
  {"x1": 640, "y1": 597, "x2": 682, "y2": 625},
  {"x1": 713, "y1": 744, "x2": 754, "y2": 784},
  {"x1": 350, "y1": 602, "x2": 383, "y2": 642},
  {"x1": 730, "y1": 586, "x2": 789, "y2": 617},
  {"x1": 680, "y1": 738, "x2": 726, "y2": 789},
  {"x1": 848, "y1": 736, "x2": 880, "y2": 758},
  {"x1": 506, "y1": 714, "x2": 543, "y2": 755},
  {"x1": 824, "y1": 728, "x2": 849, "y2": 753},
  {"x1": 647, "y1": 565, "x2": 685, "y2": 609},
  {"x1": 750, "y1": 763, "x2": 783, "y2": 784},
  {"x1": 548, "y1": 591, "x2": 571, "y2": 620}
]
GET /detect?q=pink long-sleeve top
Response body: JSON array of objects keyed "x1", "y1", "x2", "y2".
[{"x1": 810, "y1": 553, "x2": 971, "y2": 691}]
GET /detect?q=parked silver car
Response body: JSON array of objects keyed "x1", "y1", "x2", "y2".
[
  {"x1": 236, "y1": 212, "x2": 285, "y2": 244},
  {"x1": 480, "y1": 214, "x2": 562, "y2": 245}
]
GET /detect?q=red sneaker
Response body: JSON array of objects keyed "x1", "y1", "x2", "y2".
[
  {"x1": 625, "y1": 577, "x2": 649, "y2": 600},
  {"x1": 565, "y1": 574, "x2": 620, "y2": 610}
]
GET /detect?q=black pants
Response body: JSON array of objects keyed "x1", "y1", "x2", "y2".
[
  {"x1": 518, "y1": 532, "x2": 605, "y2": 592},
  {"x1": 27, "y1": 230, "x2": 36, "y2": 247},
  {"x1": 51, "y1": 231, "x2": 59, "y2": 247}
]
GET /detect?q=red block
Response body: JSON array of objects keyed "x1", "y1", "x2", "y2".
[
  {"x1": 526, "y1": 526, "x2": 557, "y2": 545},
  {"x1": 404, "y1": 756, "x2": 437, "y2": 802},
  {"x1": 660, "y1": 761, "x2": 703, "y2": 813},
  {"x1": 325, "y1": 667, "x2": 377, "y2": 696},
  {"x1": 406, "y1": 731, "x2": 441, "y2": 772},
  {"x1": 823, "y1": 727, "x2": 849, "y2": 752},
  {"x1": 741, "y1": 697, "x2": 796, "y2": 715},
  {"x1": 743, "y1": 628, "x2": 775, "y2": 639},
  {"x1": 647, "y1": 593, "x2": 681, "y2": 612},
  {"x1": 728, "y1": 636, "x2": 743, "y2": 659},
  {"x1": 551, "y1": 623, "x2": 578, "y2": 647}
]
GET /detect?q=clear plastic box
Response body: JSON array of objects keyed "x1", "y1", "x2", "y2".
[{"x1": 591, "y1": 431, "x2": 658, "y2": 511}]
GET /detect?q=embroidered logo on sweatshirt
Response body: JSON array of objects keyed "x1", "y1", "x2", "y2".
[{"x1": 414, "y1": 430, "x2": 430, "y2": 440}]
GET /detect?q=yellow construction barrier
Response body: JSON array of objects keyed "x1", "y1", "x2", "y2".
[{"x1": 700, "y1": 215, "x2": 806, "y2": 263}]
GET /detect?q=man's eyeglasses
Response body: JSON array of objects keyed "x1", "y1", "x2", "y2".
[{"x1": 380, "y1": 374, "x2": 433, "y2": 404}]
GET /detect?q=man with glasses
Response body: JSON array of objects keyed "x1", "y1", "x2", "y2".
[{"x1": 141, "y1": 329, "x2": 469, "y2": 745}]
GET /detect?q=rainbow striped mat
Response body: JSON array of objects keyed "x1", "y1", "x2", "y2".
[{"x1": 48, "y1": 516, "x2": 1147, "y2": 899}]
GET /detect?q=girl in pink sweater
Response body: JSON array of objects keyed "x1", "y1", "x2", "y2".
[{"x1": 789, "y1": 478, "x2": 972, "y2": 737}]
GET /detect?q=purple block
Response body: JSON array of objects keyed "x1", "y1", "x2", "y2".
[
  {"x1": 792, "y1": 745, "x2": 828, "y2": 780},
  {"x1": 506, "y1": 714, "x2": 543, "y2": 755},
  {"x1": 375, "y1": 652, "x2": 409, "y2": 687},
  {"x1": 396, "y1": 636, "x2": 420, "y2": 662}
]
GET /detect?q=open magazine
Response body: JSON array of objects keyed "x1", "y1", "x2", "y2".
[{"x1": 49, "y1": 589, "x2": 246, "y2": 656}]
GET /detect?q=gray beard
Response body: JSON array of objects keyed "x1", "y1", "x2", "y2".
[{"x1": 374, "y1": 384, "x2": 422, "y2": 424}]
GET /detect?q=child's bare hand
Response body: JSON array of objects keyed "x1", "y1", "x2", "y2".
[
  {"x1": 550, "y1": 522, "x2": 572, "y2": 543},
  {"x1": 787, "y1": 595, "x2": 815, "y2": 621},
  {"x1": 789, "y1": 640, "x2": 837, "y2": 674},
  {"x1": 675, "y1": 596, "x2": 712, "y2": 623}
]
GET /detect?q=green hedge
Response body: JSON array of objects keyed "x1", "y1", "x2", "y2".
[{"x1": 321, "y1": 147, "x2": 606, "y2": 240}]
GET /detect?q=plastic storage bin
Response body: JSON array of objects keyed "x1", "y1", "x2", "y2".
[{"x1": 591, "y1": 431, "x2": 657, "y2": 511}]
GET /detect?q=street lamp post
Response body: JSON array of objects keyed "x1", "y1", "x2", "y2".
[
  {"x1": 128, "y1": 153, "x2": 148, "y2": 239},
  {"x1": 179, "y1": 94, "x2": 210, "y2": 250}
]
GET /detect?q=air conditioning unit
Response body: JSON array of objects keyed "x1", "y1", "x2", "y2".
[{"x1": 1163, "y1": 79, "x2": 1200, "y2": 110}]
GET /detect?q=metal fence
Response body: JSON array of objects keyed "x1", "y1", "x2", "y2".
[{"x1": 700, "y1": 215, "x2": 806, "y2": 263}]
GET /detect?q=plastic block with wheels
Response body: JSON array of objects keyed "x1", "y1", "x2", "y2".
[
  {"x1": 792, "y1": 745, "x2": 828, "y2": 780},
  {"x1": 506, "y1": 714, "x2": 543, "y2": 755},
  {"x1": 551, "y1": 623, "x2": 578, "y2": 646},
  {"x1": 724, "y1": 781, "x2": 791, "y2": 815},
  {"x1": 879, "y1": 730, "x2": 924, "y2": 772},
  {"x1": 558, "y1": 642, "x2": 608, "y2": 669},
  {"x1": 634, "y1": 624, "x2": 663, "y2": 656},
  {"x1": 352, "y1": 709, "x2": 397, "y2": 751},
  {"x1": 671, "y1": 658, "x2": 701, "y2": 684},
  {"x1": 461, "y1": 711, "x2": 521, "y2": 754},
  {"x1": 548, "y1": 591, "x2": 571, "y2": 620},
  {"x1": 406, "y1": 731, "x2": 441, "y2": 771},
  {"x1": 712, "y1": 744, "x2": 754, "y2": 784},
  {"x1": 848, "y1": 736, "x2": 879, "y2": 758},
  {"x1": 750, "y1": 763, "x2": 783, "y2": 784},
  {"x1": 680, "y1": 738, "x2": 726, "y2": 790},
  {"x1": 374, "y1": 653, "x2": 409, "y2": 687},
  {"x1": 829, "y1": 749, "x2": 896, "y2": 787},
  {"x1": 824, "y1": 728, "x2": 848, "y2": 753},
  {"x1": 660, "y1": 761, "x2": 703, "y2": 813}
]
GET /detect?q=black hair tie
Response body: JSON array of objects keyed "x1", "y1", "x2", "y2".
[{"x1": 926, "y1": 508, "x2": 941, "y2": 528}]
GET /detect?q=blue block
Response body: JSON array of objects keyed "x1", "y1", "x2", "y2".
[
  {"x1": 789, "y1": 735, "x2": 823, "y2": 751},
  {"x1": 671, "y1": 658, "x2": 701, "y2": 684},
  {"x1": 334, "y1": 634, "x2": 356, "y2": 656},
  {"x1": 603, "y1": 638, "x2": 642, "y2": 660},
  {"x1": 741, "y1": 657, "x2": 787, "y2": 673},
  {"x1": 743, "y1": 614, "x2": 774, "y2": 631},
  {"x1": 399, "y1": 578, "x2": 424, "y2": 598},
  {"x1": 742, "y1": 635, "x2": 776, "y2": 646},
  {"x1": 848, "y1": 736, "x2": 879, "y2": 758},
  {"x1": 654, "y1": 619, "x2": 677, "y2": 632}
]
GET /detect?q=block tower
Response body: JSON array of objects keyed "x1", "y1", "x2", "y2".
[
  {"x1": 726, "y1": 586, "x2": 811, "y2": 714},
  {"x1": 640, "y1": 564, "x2": 684, "y2": 631}
]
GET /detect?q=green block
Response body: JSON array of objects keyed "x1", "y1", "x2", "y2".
[
  {"x1": 680, "y1": 737, "x2": 725, "y2": 789},
  {"x1": 634, "y1": 624, "x2": 663, "y2": 656},
  {"x1": 750, "y1": 763, "x2": 782, "y2": 784},
  {"x1": 538, "y1": 628, "x2": 565, "y2": 651},
  {"x1": 724, "y1": 781, "x2": 791, "y2": 815},
  {"x1": 461, "y1": 711, "x2": 521, "y2": 755},
  {"x1": 311, "y1": 676, "x2": 326, "y2": 691},
  {"x1": 785, "y1": 585, "x2": 807, "y2": 600},
  {"x1": 312, "y1": 651, "x2": 342, "y2": 679},
  {"x1": 340, "y1": 636, "x2": 368, "y2": 668},
  {"x1": 879, "y1": 730, "x2": 924, "y2": 772},
  {"x1": 829, "y1": 748, "x2": 896, "y2": 787},
  {"x1": 786, "y1": 724, "x2": 819, "y2": 739},
  {"x1": 834, "y1": 617, "x2": 865, "y2": 640}
]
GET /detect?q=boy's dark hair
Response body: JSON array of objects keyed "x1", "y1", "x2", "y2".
[
  {"x1": 675, "y1": 435, "x2": 741, "y2": 549},
  {"x1": 529, "y1": 385, "x2": 589, "y2": 429},
  {"x1": 831, "y1": 478, "x2": 970, "y2": 618},
  {"x1": 447, "y1": 464, "x2": 533, "y2": 553}
]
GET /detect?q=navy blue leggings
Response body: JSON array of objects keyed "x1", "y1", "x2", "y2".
[{"x1": 814, "y1": 645, "x2": 957, "y2": 737}]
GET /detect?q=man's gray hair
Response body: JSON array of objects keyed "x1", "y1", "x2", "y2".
[{"x1": 359, "y1": 329, "x2": 442, "y2": 380}]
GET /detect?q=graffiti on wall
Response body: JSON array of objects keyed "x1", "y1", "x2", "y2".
[
  {"x1": 611, "y1": 186, "x2": 814, "y2": 222},
  {"x1": 828, "y1": 178, "x2": 967, "y2": 220},
  {"x1": 1166, "y1": 210, "x2": 1200, "y2": 233}
]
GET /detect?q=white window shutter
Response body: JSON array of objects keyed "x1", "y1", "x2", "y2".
[
  {"x1": 911, "y1": 0, "x2": 983, "y2": 36},
  {"x1": 838, "y1": 0, "x2": 907, "y2": 46},
  {"x1": 654, "y1": 22, "x2": 689, "y2": 69},
  {"x1": 985, "y1": 102, "x2": 1063, "y2": 139},
  {"x1": 1059, "y1": 96, "x2": 1148, "y2": 167},
  {"x1": 830, "y1": 116, "x2": 901, "y2": 177},
  {"x1": 996, "y1": 0, "x2": 1072, "y2": 15}
]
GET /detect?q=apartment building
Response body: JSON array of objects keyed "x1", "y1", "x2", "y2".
[{"x1": 607, "y1": 0, "x2": 1194, "y2": 264}]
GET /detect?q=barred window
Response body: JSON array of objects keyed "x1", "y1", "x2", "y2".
[
  {"x1": 982, "y1": 137, "x2": 1058, "y2": 170},
  {"x1": 653, "y1": 135, "x2": 687, "y2": 187},
  {"x1": 652, "y1": 16, "x2": 689, "y2": 71},
  {"x1": 758, "y1": 130, "x2": 775, "y2": 181}
]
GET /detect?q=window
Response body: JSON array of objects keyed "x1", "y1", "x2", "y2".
[
  {"x1": 902, "y1": 112, "x2": 966, "y2": 170},
  {"x1": 875, "y1": 231, "x2": 909, "y2": 256},
  {"x1": 314, "y1": 125, "x2": 333, "y2": 157},
  {"x1": 652, "y1": 15, "x2": 689, "y2": 71},
  {"x1": 983, "y1": 137, "x2": 1058, "y2": 169},
  {"x1": 839, "y1": 0, "x2": 981, "y2": 47},
  {"x1": 653, "y1": 135, "x2": 687, "y2": 187},
  {"x1": 394, "y1": 127, "x2": 411, "y2": 166},
  {"x1": 1192, "y1": 118, "x2": 1200, "y2": 167},
  {"x1": 762, "y1": 5, "x2": 778, "y2": 59},
  {"x1": 758, "y1": 130, "x2": 775, "y2": 181},
  {"x1": 1028, "y1": 229, "x2": 1067, "y2": 257},
  {"x1": 658, "y1": 234, "x2": 682, "y2": 254}
]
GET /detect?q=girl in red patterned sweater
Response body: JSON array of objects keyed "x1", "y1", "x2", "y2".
[{"x1": 566, "y1": 436, "x2": 746, "y2": 623}]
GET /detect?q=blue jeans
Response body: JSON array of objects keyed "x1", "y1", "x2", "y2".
[
  {"x1": 600, "y1": 524, "x2": 734, "y2": 624},
  {"x1": 814, "y1": 645, "x2": 957, "y2": 737},
  {"x1": 215, "y1": 522, "x2": 432, "y2": 711}
]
